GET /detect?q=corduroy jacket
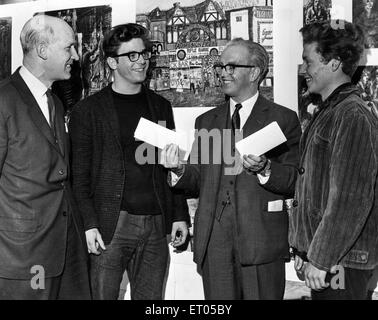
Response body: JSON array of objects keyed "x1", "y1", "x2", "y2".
[
  {"x1": 289, "y1": 83, "x2": 378, "y2": 271},
  {"x1": 69, "y1": 85, "x2": 189, "y2": 244}
]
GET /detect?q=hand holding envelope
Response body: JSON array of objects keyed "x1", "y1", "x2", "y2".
[
  {"x1": 134, "y1": 117, "x2": 188, "y2": 169},
  {"x1": 134, "y1": 117, "x2": 189, "y2": 152},
  {"x1": 236, "y1": 121, "x2": 287, "y2": 157},
  {"x1": 237, "y1": 121, "x2": 287, "y2": 174}
]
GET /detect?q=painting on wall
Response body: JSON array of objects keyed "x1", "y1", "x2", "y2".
[
  {"x1": 136, "y1": 0, "x2": 274, "y2": 108},
  {"x1": 303, "y1": 0, "x2": 332, "y2": 26},
  {"x1": 353, "y1": 0, "x2": 378, "y2": 48},
  {"x1": 40, "y1": 5, "x2": 112, "y2": 112},
  {"x1": 0, "y1": 17, "x2": 11, "y2": 81},
  {"x1": 353, "y1": 65, "x2": 378, "y2": 115}
]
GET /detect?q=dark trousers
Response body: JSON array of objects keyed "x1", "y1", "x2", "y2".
[
  {"x1": 311, "y1": 267, "x2": 373, "y2": 300},
  {"x1": 0, "y1": 213, "x2": 91, "y2": 300},
  {"x1": 90, "y1": 211, "x2": 168, "y2": 300},
  {"x1": 202, "y1": 204, "x2": 285, "y2": 300}
]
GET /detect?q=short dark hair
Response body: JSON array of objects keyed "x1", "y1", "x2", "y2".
[
  {"x1": 226, "y1": 38, "x2": 269, "y2": 85},
  {"x1": 300, "y1": 20, "x2": 365, "y2": 77},
  {"x1": 102, "y1": 23, "x2": 151, "y2": 58}
]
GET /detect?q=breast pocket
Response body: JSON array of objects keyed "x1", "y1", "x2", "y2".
[{"x1": 312, "y1": 132, "x2": 330, "y2": 149}]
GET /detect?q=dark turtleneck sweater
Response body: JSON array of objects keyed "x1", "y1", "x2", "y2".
[{"x1": 112, "y1": 89, "x2": 161, "y2": 215}]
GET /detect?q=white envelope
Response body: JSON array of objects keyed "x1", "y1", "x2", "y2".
[
  {"x1": 134, "y1": 117, "x2": 189, "y2": 152},
  {"x1": 235, "y1": 121, "x2": 287, "y2": 156}
]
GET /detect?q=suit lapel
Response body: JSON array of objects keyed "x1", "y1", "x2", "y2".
[
  {"x1": 100, "y1": 86, "x2": 122, "y2": 149},
  {"x1": 207, "y1": 102, "x2": 229, "y2": 198},
  {"x1": 53, "y1": 96, "x2": 66, "y2": 158},
  {"x1": 213, "y1": 101, "x2": 229, "y2": 131},
  {"x1": 11, "y1": 70, "x2": 62, "y2": 155},
  {"x1": 242, "y1": 94, "x2": 269, "y2": 138}
]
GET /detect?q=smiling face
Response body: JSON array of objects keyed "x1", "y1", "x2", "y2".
[
  {"x1": 364, "y1": 0, "x2": 374, "y2": 12},
  {"x1": 219, "y1": 44, "x2": 256, "y2": 102},
  {"x1": 45, "y1": 21, "x2": 78, "y2": 82},
  {"x1": 301, "y1": 42, "x2": 335, "y2": 100},
  {"x1": 111, "y1": 38, "x2": 149, "y2": 92}
]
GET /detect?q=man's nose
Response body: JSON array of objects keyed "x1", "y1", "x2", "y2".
[
  {"x1": 299, "y1": 63, "x2": 307, "y2": 74},
  {"x1": 71, "y1": 47, "x2": 79, "y2": 61}
]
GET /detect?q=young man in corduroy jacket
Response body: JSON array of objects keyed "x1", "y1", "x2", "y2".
[{"x1": 289, "y1": 20, "x2": 378, "y2": 300}]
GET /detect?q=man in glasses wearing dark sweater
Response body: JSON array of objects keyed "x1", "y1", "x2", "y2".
[{"x1": 69, "y1": 23, "x2": 189, "y2": 300}]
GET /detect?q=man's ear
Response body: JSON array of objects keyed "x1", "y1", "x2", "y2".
[
  {"x1": 36, "y1": 42, "x2": 48, "y2": 60},
  {"x1": 107, "y1": 56, "x2": 118, "y2": 70},
  {"x1": 331, "y1": 58, "x2": 342, "y2": 72},
  {"x1": 250, "y1": 66, "x2": 261, "y2": 83}
]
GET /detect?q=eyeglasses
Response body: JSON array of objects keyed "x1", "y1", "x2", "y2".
[
  {"x1": 111, "y1": 49, "x2": 152, "y2": 62},
  {"x1": 213, "y1": 63, "x2": 256, "y2": 75}
]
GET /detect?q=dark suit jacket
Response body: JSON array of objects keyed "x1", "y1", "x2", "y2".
[
  {"x1": 175, "y1": 95, "x2": 301, "y2": 268},
  {"x1": 0, "y1": 69, "x2": 87, "y2": 279},
  {"x1": 69, "y1": 85, "x2": 189, "y2": 244}
]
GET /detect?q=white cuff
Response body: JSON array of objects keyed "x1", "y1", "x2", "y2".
[
  {"x1": 257, "y1": 172, "x2": 270, "y2": 185},
  {"x1": 169, "y1": 171, "x2": 182, "y2": 187}
]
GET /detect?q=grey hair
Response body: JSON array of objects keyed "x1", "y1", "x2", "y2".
[
  {"x1": 20, "y1": 14, "x2": 56, "y2": 54},
  {"x1": 226, "y1": 38, "x2": 269, "y2": 85}
]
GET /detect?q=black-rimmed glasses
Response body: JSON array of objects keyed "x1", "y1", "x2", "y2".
[
  {"x1": 111, "y1": 49, "x2": 152, "y2": 62},
  {"x1": 213, "y1": 63, "x2": 256, "y2": 75}
]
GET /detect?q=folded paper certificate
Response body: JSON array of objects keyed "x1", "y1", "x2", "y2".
[
  {"x1": 134, "y1": 117, "x2": 189, "y2": 152},
  {"x1": 236, "y1": 121, "x2": 287, "y2": 156}
]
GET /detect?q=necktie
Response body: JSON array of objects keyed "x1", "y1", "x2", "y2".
[
  {"x1": 46, "y1": 89, "x2": 56, "y2": 137},
  {"x1": 232, "y1": 103, "x2": 242, "y2": 133}
]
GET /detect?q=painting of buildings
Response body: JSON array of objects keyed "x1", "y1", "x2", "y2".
[
  {"x1": 0, "y1": 17, "x2": 11, "y2": 81},
  {"x1": 137, "y1": 0, "x2": 273, "y2": 108}
]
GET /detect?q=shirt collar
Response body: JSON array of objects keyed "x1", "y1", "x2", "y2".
[
  {"x1": 19, "y1": 65, "x2": 49, "y2": 99},
  {"x1": 230, "y1": 91, "x2": 259, "y2": 116}
]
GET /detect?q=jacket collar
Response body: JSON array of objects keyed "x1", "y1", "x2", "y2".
[
  {"x1": 10, "y1": 68, "x2": 64, "y2": 157},
  {"x1": 320, "y1": 82, "x2": 360, "y2": 111},
  {"x1": 299, "y1": 83, "x2": 360, "y2": 156}
]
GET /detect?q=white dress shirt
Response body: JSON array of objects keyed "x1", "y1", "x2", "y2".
[
  {"x1": 229, "y1": 92, "x2": 259, "y2": 129},
  {"x1": 19, "y1": 66, "x2": 51, "y2": 126}
]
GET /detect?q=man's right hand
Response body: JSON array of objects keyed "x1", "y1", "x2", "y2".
[
  {"x1": 85, "y1": 228, "x2": 106, "y2": 255},
  {"x1": 161, "y1": 144, "x2": 184, "y2": 173}
]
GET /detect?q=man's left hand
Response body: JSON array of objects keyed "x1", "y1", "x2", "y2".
[
  {"x1": 304, "y1": 262, "x2": 329, "y2": 291},
  {"x1": 170, "y1": 221, "x2": 189, "y2": 248},
  {"x1": 243, "y1": 154, "x2": 267, "y2": 172}
]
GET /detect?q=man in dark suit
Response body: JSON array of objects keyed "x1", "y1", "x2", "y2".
[
  {"x1": 0, "y1": 14, "x2": 90, "y2": 299},
  {"x1": 162, "y1": 39, "x2": 301, "y2": 299},
  {"x1": 69, "y1": 23, "x2": 189, "y2": 300}
]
